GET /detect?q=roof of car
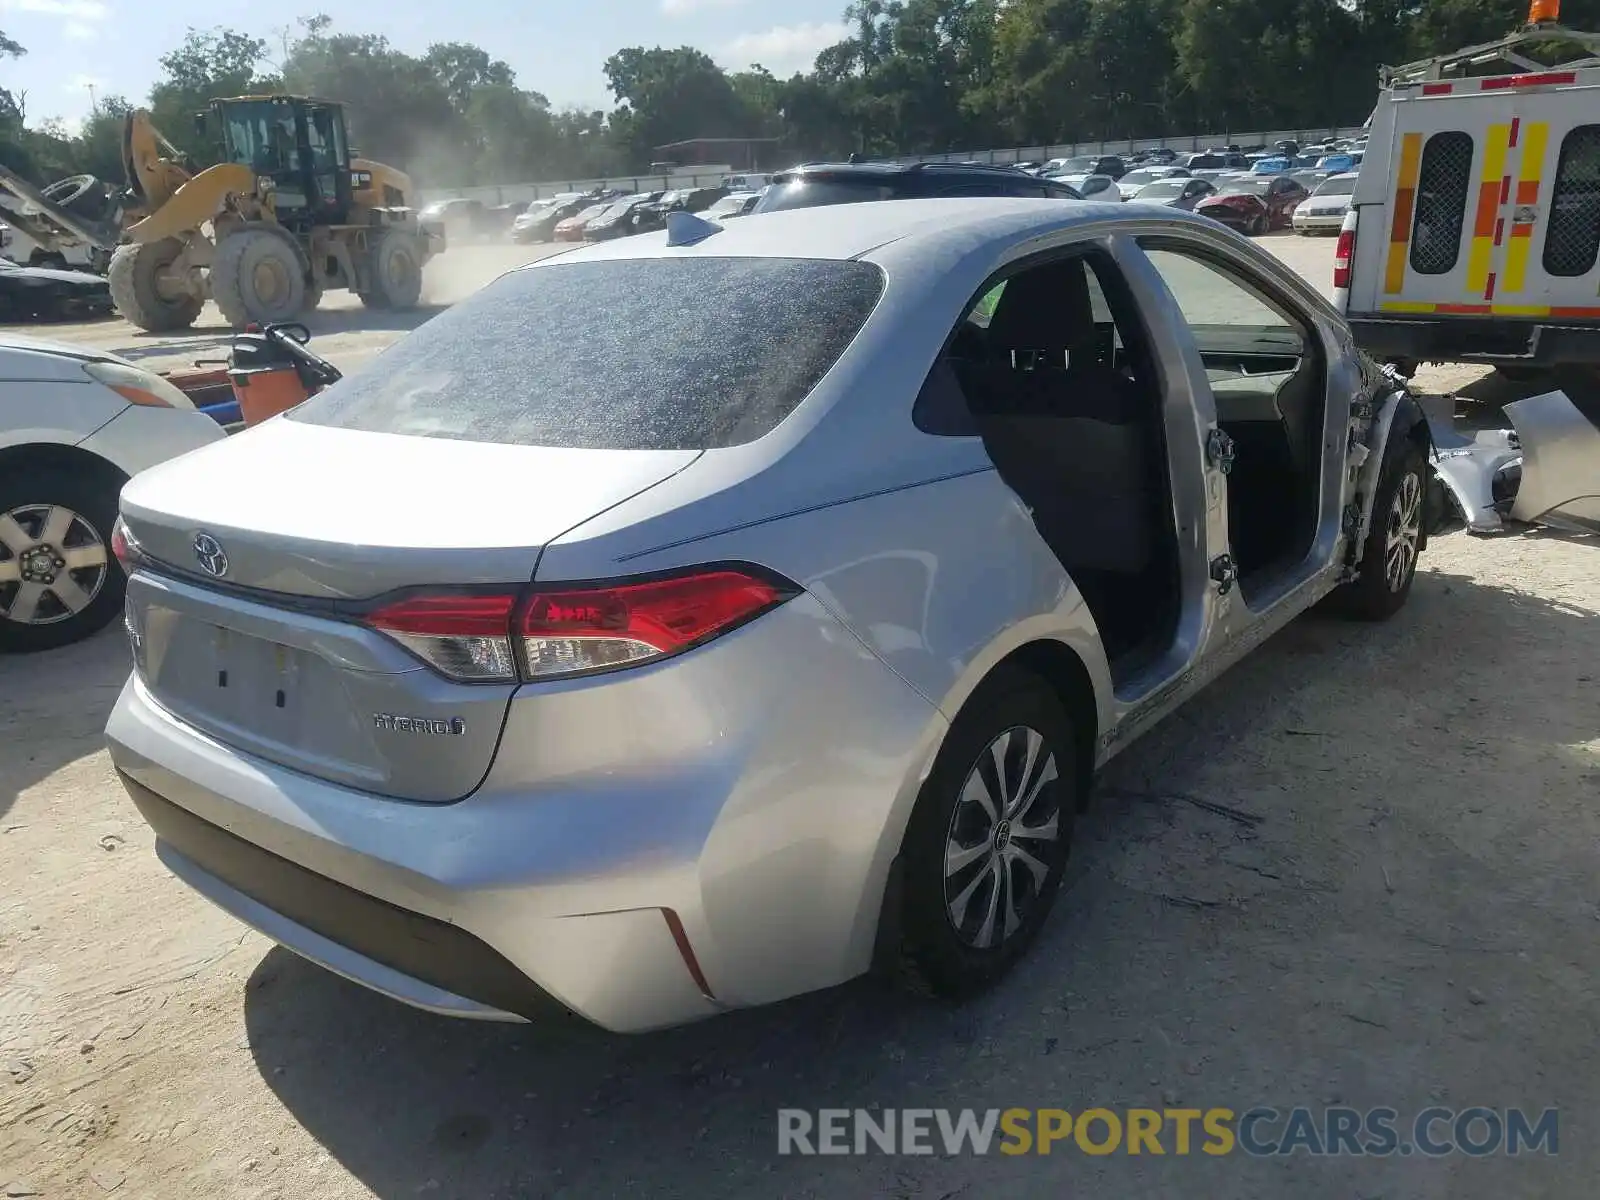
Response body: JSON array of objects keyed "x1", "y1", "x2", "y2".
[
  {"x1": 774, "y1": 160, "x2": 1040, "y2": 180},
  {"x1": 519, "y1": 196, "x2": 1207, "y2": 269}
]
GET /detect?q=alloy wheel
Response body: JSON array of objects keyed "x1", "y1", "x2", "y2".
[
  {"x1": 0, "y1": 504, "x2": 110, "y2": 626},
  {"x1": 1384, "y1": 471, "x2": 1423, "y2": 592},
  {"x1": 942, "y1": 725, "x2": 1064, "y2": 950}
]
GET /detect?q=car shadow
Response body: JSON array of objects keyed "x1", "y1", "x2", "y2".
[
  {"x1": 0, "y1": 626, "x2": 129, "y2": 822},
  {"x1": 241, "y1": 560, "x2": 1600, "y2": 1197}
]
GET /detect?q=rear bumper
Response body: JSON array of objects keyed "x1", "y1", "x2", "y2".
[
  {"x1": 106, "y1": 594, "x2": 945, "y2": 1032},
  {"x1": 1349, "y1": 314, "x2": 1600, "y2": 367}
]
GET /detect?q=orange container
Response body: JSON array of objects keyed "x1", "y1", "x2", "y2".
[
  {"x1": 230, "y1": 365, "x2": 311, "y2": 426},
  {"x1": 1529, "y1": 0, "x2": 1561, "y2": 23}
]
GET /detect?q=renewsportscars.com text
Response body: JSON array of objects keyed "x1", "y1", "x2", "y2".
[{"x1": 777, "y1": 1106, "x2": 1559, "y2": 1157}]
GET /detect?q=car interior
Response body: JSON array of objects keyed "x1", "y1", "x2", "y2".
[
  {"x1": 1139, "y1": 244, "x2": 1327, "y2": 594},
  {"x1": 917, "y1": 251, "x2": 1181, "y2": 681}
]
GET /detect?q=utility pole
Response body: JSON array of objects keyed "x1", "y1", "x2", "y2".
[{"x1": 85, "y1": 82, "x2": 97, "y2": 114}]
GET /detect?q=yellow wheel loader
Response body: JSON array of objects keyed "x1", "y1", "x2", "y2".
[{"x1": 105, "y1": 96, "x2": 442, "y2": 332}]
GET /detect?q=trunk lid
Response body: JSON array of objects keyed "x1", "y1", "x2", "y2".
[{"x1": 120, "y1": 418, "x2": 697, "y2": 801}]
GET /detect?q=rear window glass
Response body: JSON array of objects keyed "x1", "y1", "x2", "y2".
[
  {"x1": 288, "y1": 258, "x2": 885, "y2": 450},
  {"x1": 1544, "y1": 124, "x2": 1600, "y2": 278},
  {"x1": 1410, "y1": 131, "x2": 1473, "y2": 275}
]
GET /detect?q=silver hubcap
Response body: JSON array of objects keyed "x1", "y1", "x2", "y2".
[
  {"x1": 943, "y1": 725, "x2": 1063, "y2": 950},
  {"x1": 1384, "y1": 471, "x2": 1423, "y2": 592},
  {"x1": 0, "y1": 504, "x2": 109, "y2": 625}
]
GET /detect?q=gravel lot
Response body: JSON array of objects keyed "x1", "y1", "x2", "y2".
[{"x1": 1, "y1": 232, "x2": 1596, "y2": 1199}]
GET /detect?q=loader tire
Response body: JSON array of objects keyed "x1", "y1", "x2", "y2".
[
  {"x1": 107, "y1": 239, "x2": 203, "y2": 332},
  {"x1": 211, "y1": 227, "x2": 309, "y2": 329},
  {"x1": 360, "y1": 229, "x2": 424, "y2": 311}
]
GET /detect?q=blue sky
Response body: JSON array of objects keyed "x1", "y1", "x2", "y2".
[{"x1": 0, "y1": 0, "x2": 852, "y2": 129}]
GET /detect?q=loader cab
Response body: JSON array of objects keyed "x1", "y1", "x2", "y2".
[{"x1": 209, "y1": 96, "x2": 354, "y2": 228}]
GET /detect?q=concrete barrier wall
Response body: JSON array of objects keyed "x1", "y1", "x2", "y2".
[{"x1": 420, "y1": 127, "x2": 1368, "y2": 205}]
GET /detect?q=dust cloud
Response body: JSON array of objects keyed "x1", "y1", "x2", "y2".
[{"x1": 418, "y1": 242, "x2": 568, "y2": 305}]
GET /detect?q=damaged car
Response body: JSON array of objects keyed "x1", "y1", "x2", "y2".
[
  {"x1": 0, "y1": 257, "x2": 114, "y2": 322},
  {"x1": 107, "y1": 200, "x2": 1444, "y2": 1033}
]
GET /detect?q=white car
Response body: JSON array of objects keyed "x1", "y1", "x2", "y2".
[
  {"x1": 1292, "y1": 172, "x2": 1359, "y2": 236},
  {"x1": 1055, "y1": 173, "x2": 1118, "y2": 200},
  {"x1": 1, "y1": 333, "x2": 224, "y2": 652}
]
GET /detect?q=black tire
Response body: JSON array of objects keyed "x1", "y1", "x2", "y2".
[
  {"x1": 107, "y1": 239, "x2": 203, "y2": 332},
  {"x1": 1249, "y1": 212, "x2": 1268, "y2": 236},
  {"x1": 895, "y1": 665, "x2": 1079, "y2": 999},
  {"x1": 40, "y1": 174, "x2": 109, "y2": 222},
  {"x1": 1330, "y1": 441, "x2": 1428, "y2": 621},
  {"x1": 0, "y1": 466, "x2": 126, "y2": 654},
  {"x1": 361, "y1": 228, "x2": 424, "y2": 310},
  {"x1": 211, "y1": 227, "x2": 309, "y2": 329}
]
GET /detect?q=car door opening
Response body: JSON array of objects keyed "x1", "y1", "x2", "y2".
[
  {"x1": 918, "y1": 252, "x2": 1182, "y2": 682},
  {"x1": 1141, "y1": 245, "x2": 1329, "y2": 595}
]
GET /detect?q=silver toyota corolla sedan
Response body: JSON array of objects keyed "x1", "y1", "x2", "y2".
[{"x1": 106, "y1": 200, "x2": 1440, "y2": 1032}]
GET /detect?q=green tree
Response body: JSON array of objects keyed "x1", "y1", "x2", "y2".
[{"x1": 603, "y1": 46, "x2": 756, "y2": 167}]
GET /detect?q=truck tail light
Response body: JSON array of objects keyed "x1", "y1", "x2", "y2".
[
  {"x1": 362, "y1": 566, "x2": 797, "y2": 684},
  {"x1": 1334, "y1": 228, "x2": 1356, "y2": 290}
]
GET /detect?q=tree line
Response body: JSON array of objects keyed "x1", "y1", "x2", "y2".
[{"x1": 3, "y1": 0, "x2": 1596, "y2": 190}]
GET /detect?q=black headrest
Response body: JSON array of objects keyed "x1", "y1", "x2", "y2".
[{"x1": 985, "y1": 258, "x2": 1099, "y2": 357}]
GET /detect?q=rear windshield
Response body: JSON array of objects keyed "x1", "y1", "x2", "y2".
[
  {"x1": 289, "y1": 258, "x2": 886, "y2": 450},
  {"x1": 755, "y1": 178, "x2": 899, "y2": 212}
]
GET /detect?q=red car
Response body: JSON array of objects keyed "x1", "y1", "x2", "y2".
[
  {"x1": 553, "y1": 202, "x2": 612, "y2": 242},
  {"x1": 1194, "y1": 176, "x2": 1308, "y2": 236}
]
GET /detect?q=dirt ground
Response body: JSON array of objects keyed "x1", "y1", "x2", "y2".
[{"x1": 2, "y1": 234, "x2": 1598, "y2": 1199}]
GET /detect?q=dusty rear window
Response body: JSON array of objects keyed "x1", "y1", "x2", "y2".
[{"x1": 289, "y1": 258, "x2": 885, "y2": 450}]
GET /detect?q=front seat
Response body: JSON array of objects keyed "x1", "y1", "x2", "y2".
[{"x1": 961, "y1": 259, "x2": 1156, "y2": 577}]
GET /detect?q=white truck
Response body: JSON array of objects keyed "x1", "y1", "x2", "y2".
[{"x1": 1336, "y1": 2, "x2": 1600, "y2": 380}]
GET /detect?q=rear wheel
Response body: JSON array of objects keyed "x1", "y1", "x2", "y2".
[
  {"x1": 107, "y1": 239, "x2": 204, "y2": 332},
  {"x1": 0, "y1": 468, "x2": 125, "y2": 654},
  {"x1": 360, "y1": 228, "x2": 424, "y2": 310},
  {"x1": 1249, "y1": 212, "x2": 1268, "y2": 236},
  {"x1": 895, "y1": 666, "x2": 1078, "y2": 998},
  {"x1": 211, "y1": 227, "x2": 309, "y2": 329}
]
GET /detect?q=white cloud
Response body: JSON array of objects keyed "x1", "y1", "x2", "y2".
[
  {"x1": 661, "y1": 0, "x2": 743, "y2": 15},
  {"x1": 63, "y1": 19, "x2": 98, "y2": 38},
  {"x1": 717, "y1": 21, "x2": 848, "y2": 77},
  {"x1": 0, "y1": 0, "x2": 110, "y2": 17}
]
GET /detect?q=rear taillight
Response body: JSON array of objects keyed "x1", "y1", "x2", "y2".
[
  {"x1": 365, "y1": 591, "x2": 521, "y2": 682},
  {"x1": 110, "y1": 517, "x2": 142, "y2": 570},
  {"x1": 1334, "y1": 229, "x2": 1356, "y2": 290},
  {"x1": 361, "y1": 566, "x2": 796, "y2": 684}
]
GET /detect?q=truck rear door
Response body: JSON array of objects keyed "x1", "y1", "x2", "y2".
[{"x1": 1355, "y1": 71, "x2": 1600, "y2": 321}]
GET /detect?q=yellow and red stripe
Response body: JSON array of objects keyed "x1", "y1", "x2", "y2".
[
  {"x1": 1383, "y1": 132, "x2": 1424, "y2": 295},
  {"x1": 1501, "y1": 121, "x2": 1549, "y2": 295},
  {"x1": 1467, "y1": 123, "x2": 1512, "y2": 298},
  {"x1": 1379, "y1": 300, "x2": 1600, "y2": 317}
]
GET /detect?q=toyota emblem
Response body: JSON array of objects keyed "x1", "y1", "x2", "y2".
[{"x1": 193, "y1": 531, "x2": 229, "y2": 578}]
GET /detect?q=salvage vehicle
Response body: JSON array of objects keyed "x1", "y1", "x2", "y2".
[
  {"x1": 1, "y1": 333, "x2": 224, "y2": 652},
  {"x1": 0, "y1": 257, "x2": 115, "y2": 321},
  {"x1": 1196, "y1": 176, "x2": 1310, "y2": 235},
  {"x1": 1133, "y1": 178, "x2": 1217, "y2": 211},
  {"x1": 107, "y1": 199, "x2": 1443, "y2": 1033},
  {"x1": 754, "y1": 162, "x2": 1082, "y2": 213},
  {"x1": 1293, "y1": 173, "x2": 1360, "y2": 235},
  {"x1": 1338, "y1": 0, "x2": 1600, "y2": 376}
]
